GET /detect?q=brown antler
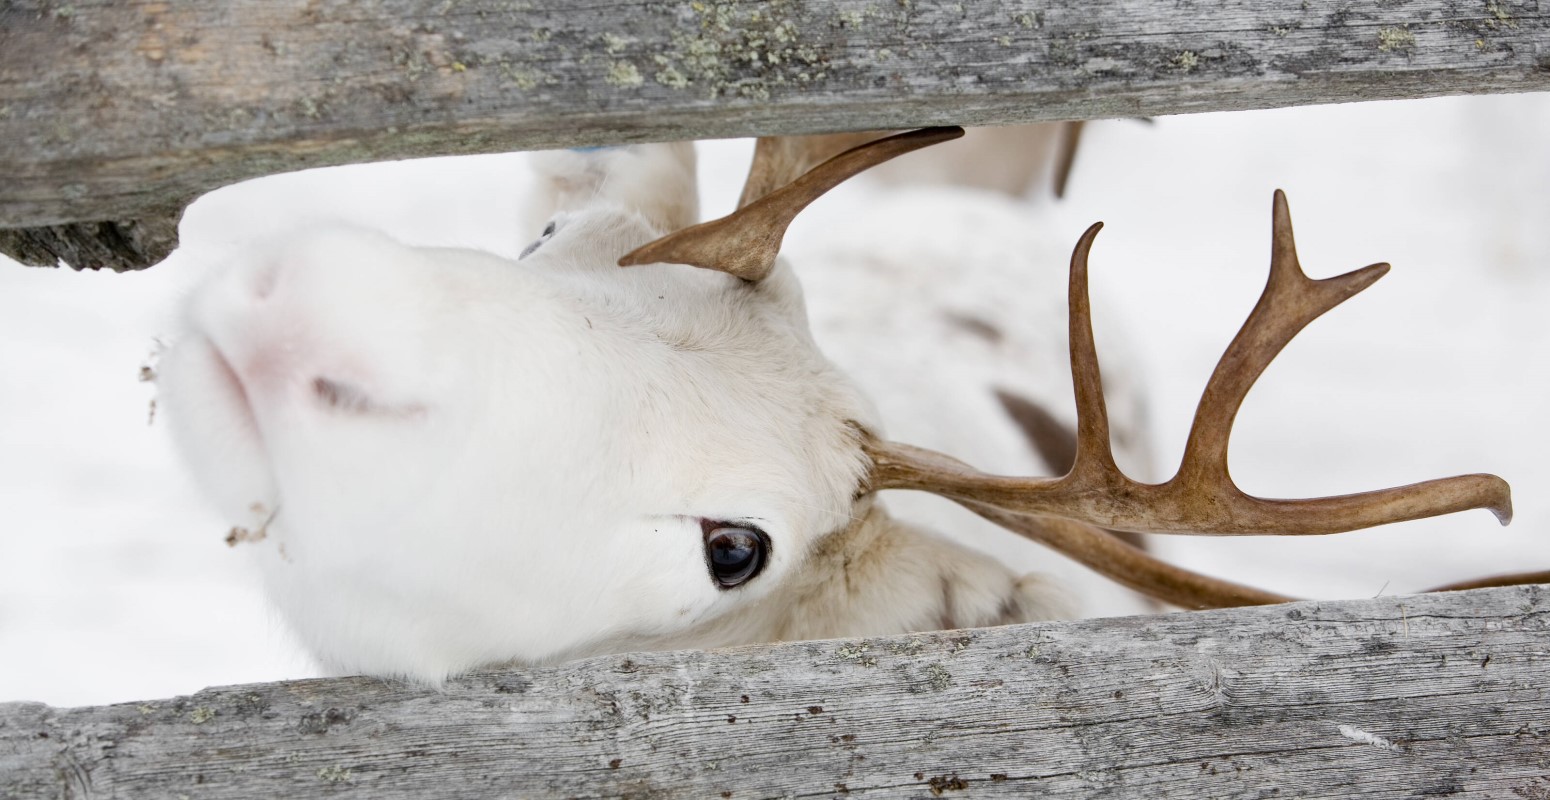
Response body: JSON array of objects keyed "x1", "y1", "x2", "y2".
[
  {"x1": 619, "y1": 127, "x2": 964, "y2": 281},
  {"x1": 964, "y1": 502, "x2": 1545, "y2": 609},
  {"x1": 868, "y1": 190, "x2": 1511, "y2": 535},
  {"x1": 862, "y1": 190, "x2": 1532, "y2": 607}
]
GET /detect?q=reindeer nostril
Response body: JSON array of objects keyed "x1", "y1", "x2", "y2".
[
  {"x1": 312, "y1": 377, "x2": 373, "y2": 413},
  {"x1": 311, "y1": 376, "x2": 427, "y2": 420}
]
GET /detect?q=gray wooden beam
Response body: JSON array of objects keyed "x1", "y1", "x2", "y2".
[
  {"x1": 2, "y1": 0, "x2": 1548, "y2": 269},
  {"x1": 2, "y1": 585, "x2": 1547, "y2": 798}
]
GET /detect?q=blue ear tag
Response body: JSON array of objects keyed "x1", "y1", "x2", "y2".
[{"x1": 569, "y1": 145, "x2": 621, "y2": 153}]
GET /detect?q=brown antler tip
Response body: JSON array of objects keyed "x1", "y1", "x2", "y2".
[
  {"x1": 1483, "y1": 475, "x2": 1514, "y2": 525},
  {"x1": 1425, "y1": 473, "x2": 1514, "y2": 527},
  {"x1": 616, "y1": 242, "x2": 666, "y2": 269},
  {"x1": 617, "y1": 248, "x2": 652, "y2": 268},
  {"x1": 1272, "y1": 188, "x2": 1295, "y2": 229},
  {"x1": 908, "y1": 125, "x2": 968, "y2": 145}
]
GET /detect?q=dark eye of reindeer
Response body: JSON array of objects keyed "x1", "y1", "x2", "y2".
[
  {"x1": 701, "y1": 520, "x2": 770, "y2": 589},
  {"x1": 519, "y1": 220, "x2": 559, "y2": 259}
]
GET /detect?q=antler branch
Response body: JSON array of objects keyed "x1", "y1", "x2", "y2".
[
  {"x1": 966, "y1": 499, "x2": 1544, "y2": 610},
  {"x1": 868, "y1": 190, "x2": 1512, "y2": 536},
  {"x1": 619, "y1": 127, "x2": 964, "y2": 281},
  {"x1": 865, "y1": 189, "x2": 1535, "y2": 608}
]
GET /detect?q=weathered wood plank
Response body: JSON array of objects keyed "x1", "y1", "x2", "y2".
[
  {"x1": 2, "y1": 0, "x2": 1548, "y2": 268},
  {"x1": 2, "y1": 585, "x2": 1547, "y2": 798}
]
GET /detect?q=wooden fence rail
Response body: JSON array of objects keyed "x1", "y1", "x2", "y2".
[
  {"x1": 2, "y1": 586, "x2": 1547, "y2": 799},
  {"x1": 4, "y1": 2, "x2": 1548, "y2": 797},
  {"x1": 2, "y1": 0, "x2": 1548, "y2": 268}
]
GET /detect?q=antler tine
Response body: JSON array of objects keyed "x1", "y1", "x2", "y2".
[
  {"x1": 1066, "y1": 221, "x2": 1122, "y2": 482},
  {"x1": 867, "y1": 190, "x2": 1514, "y2": 537},
  {"x1": 1175, "y1": 189, "x2": 1388, "y2": 488},
  {"x1": 619, "y1": 127, "x2": 965, "y2": 281}
]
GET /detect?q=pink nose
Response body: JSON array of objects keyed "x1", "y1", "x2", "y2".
[{"x1": 234, "y1": 342, "x2": 296, "y2": 396}]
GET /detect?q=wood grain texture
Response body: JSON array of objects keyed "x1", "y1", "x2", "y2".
[
  {"x1": 2, "y1": 0, "x2": 1548, "y2": 268},
  {"x1": 2, "y1": 585, "x2": 1547, "y2": 798}
]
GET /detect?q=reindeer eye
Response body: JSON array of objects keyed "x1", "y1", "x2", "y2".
[
  {"x1": 520, "y1": 220, "x2": 559, "y2": 259},
  {"x1": 701, "y1": 521, "x2": 770, "y2": 589}
]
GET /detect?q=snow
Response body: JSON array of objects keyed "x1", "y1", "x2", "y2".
[{"x1": 2, "y1": 93, "x2": 1547, "y2": 708}]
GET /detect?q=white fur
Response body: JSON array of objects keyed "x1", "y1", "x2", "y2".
[{"x1": 157, "y1": 138, "x2": 1151, "y2": 683}]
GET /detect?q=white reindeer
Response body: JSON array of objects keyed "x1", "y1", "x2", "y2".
[{"x1": 156, "y1": 127, "x2": 1520, "y2": 684}]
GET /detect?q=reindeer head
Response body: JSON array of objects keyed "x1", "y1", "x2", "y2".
[{"x1": 158, "y1": 127, "x2": 1527, "y2": 683}]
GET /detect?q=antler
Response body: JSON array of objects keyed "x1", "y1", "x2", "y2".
[
  {"x1": 867, "y1": 190, "x2": 1512, "y2": 535},
  {"x1": 864, "y1": 190, "x2": 1535, "y2": 608},
  {"x1": 957, "y1": 501, "x2": 1546, "y2": 610},
  {"x1": 619, "y1": 127, "x2": 965, "y2": 281}
]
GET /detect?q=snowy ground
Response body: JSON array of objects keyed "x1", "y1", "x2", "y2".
[{"x1": 2, "y1": 92, "x2": 1547, "y2": 708}]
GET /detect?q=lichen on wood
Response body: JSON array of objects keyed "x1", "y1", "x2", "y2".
[{"x1": 2, "y1": 0, "x2": 1548, "y2": 269}]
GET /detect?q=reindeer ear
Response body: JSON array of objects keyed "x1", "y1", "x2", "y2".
[{"x1": 770, "y1": 504, "x2": 1073, "y2": 642}]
